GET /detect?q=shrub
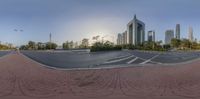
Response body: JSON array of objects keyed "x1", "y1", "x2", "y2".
[{"x1": 90, "y1": 41, "x2": 122, "y2": 52}]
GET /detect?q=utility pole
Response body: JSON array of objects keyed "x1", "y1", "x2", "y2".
[{"x1": 50, "y1": 33, "x2": 52, "y2": 49}]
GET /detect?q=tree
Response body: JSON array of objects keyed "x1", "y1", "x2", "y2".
[
  {"x1": 156, "y1": 40, "x2": 163, "y2": 45},
  {"x1": 171, "y1": 38, "x2": 181, "y2": 48},
  {"x1": 69, "y1": 41, "x2": 74, "y2": 49},
  {"x1": 62, "y1": 41, "x2": 69, "y2": 50},
  {"x1": 37, "y1": 42, "x2": 42, "y2": 50},
  {"x1": 103, "y1": 41, "x2": 114, "y2": 50},
  {"x1": 0, "y1": 43, "x2": 13, "y2": 50},
  {"x1": 180, "y1": 39, "x2": 191, "y2": 49},
  {"x1": 28, "y1": 41, "x2": 36, "y2": 50},
  {"x1": 140, "y1": 41, "x2": 164, "y2": 51},
  {"x1": 80, "y1": 38, "x2": 89, "y2": 48},
  {"x1": 163, "y1": 44, "x2": 171, "y2": 50},
  {"x1": 74, "y1": 42, "x2": 79, "y2": 48},
  {"x1": 46, "y1": 42, "x2": 57, "y2": 49},
  {"x1": 19, "y1": 45, "x2": 28, "y2": 50},
  {"x1": 37, "y1": 42, "x2": 46, "y2": 50},
  {"x1": 92, "y1": 35, "x2": 100, "y2": 42},
  {"x1": 90, "y1": 41, "x2": 122, "y2": 52},
  {"x1": 126, "y1": 44, "x2": 135, "y2": 50},
  {"x1": 191, "y1": 41, "x2": 198, "y2": 49}
]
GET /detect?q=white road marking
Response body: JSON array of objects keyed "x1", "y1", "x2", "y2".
[
  {"x1": 127, "y1": 57, "x2": 138, "y2": 64},
  {"x1": 140, "y1": 54, "x2": 160, "y2": 64},
  {"x1": 104, "y1": 55, "x2": 134, "y2": 64},
  {"x1": 113, "y1": 54, "x2": 131, "y2": 59}
]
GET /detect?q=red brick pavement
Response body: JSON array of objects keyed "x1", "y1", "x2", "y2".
[{"x1": 0, "y1": 52, "x2": 200, "y2": 99}]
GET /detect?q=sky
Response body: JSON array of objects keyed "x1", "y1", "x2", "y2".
[{"x1": 0, "y1": 0, "x2": 200, "y2": 46}]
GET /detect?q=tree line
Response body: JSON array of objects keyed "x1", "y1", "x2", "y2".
[
  {"x1": 130, "y1": 38, "x2": 200, "y2": 51},
  {"x1": 19, "y1": 38, "x2": 200, "y2": 51},
  {"x1": 90, "y1": 41, "x2": 122, "y2": 52},
  {"x1": 20, "y1": 41, "x2": 58, "y2": 50},
  {"x1": 0, "y1": 43, "x2": 14, "y2": 50},
  {"x1": 170, "y1": 38, "x2": 200, "y2": 50},
  {"x1": 62, "y1": 38, "x2": 89, "y2": 49},
  {"x1": 20, "y1": 38, "x2": 90, "y2": 50}
]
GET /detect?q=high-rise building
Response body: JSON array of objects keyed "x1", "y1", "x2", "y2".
[
  {"x1": 117, "y1": 33, "x2": 123, "y2": 45},
  {"x1": 165, "y1": 30, "x2": 174, "y2": 44},
  {"x1": 194, "y1": 38, "x2": 197, "y2": 43},
  {"x1": 188, "y1": 27, "x2": 193, "y2": 42},
  {"x1": 122, "y1": 31, "x2": 127, "y2": 44},
  {"x1": 127, "y1": 15, "x2": 145, "y2": 45},
  {"x1": 49, "y1": 33, "x2": 52, "y2": 43},
  {"x1": 148, "y1": 30, "x2": 155, "y2": 42},
  {"x1": 176, "y1": 24, "x2": 180, "y2": 39}
]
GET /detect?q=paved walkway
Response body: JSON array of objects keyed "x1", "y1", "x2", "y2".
[{"x1": 0, "y1": 52, "x2": 200, "y2": 99}]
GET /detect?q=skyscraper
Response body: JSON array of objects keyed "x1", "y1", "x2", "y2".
[
  {"x1": 117, "y1": 33, "x2": 123, "y2": 45},
  {"x1": 122, "y1": 31, "x2": 127, "y2": 44},
  {"x1": 176, "y1": 24, "x2": 180, "y2": 39},
  {"x1": 188, "y1": 27, "x2": 193, "y2": 42},
  {"x1": 148, "y1": 30, "x2": 155, "y2": 42},
  {"x1": 165, "y1": 30, "x2": 174, "y2": 44},
  {"x1": 49, "y1": 33, "x2": 52, "y2": 43},
  {"x1": 127, "y1": 15, "x2": 145, "y2": 45}
]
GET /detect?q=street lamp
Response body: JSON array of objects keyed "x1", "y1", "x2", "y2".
[{"x1": 49, "y1": 33, "x2": 52, "y2": 50}]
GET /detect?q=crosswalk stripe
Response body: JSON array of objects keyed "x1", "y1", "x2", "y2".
[
  {"x1": 127, "y1": 57, "x2": 138, "y2": 64},
  {"x1": 104, "y1": 55, "x2": 134, "y2": 64},
  {"x1": 140, "y1": 54, "x2": 160, "y2": 64}
]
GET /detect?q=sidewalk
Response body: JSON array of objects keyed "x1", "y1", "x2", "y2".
[{"x1": 0, "y1": 52, "x2": 200, "y2": 99}]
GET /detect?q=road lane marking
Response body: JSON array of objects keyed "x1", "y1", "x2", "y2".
[
  {"x1": 127, "y1": 57, "x2": 138, "y2": 64},
  {"x1": 112, "y1": 54, "x2": 132, "y2": 59},
  {"x1": 140, "y1": 54, "x2": 160, "y2": 65},
  {"x1": 104, "y1": 55, "x2": 134, "y2": 64}
]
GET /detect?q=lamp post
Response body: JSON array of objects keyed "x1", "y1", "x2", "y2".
[{"x1": 49, "y1": 33, "x2": 52, "y2": 50}]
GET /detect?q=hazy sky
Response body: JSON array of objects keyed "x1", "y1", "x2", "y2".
[{"x1": 0, "y1": 0, "x2": 200, "y2": 46}]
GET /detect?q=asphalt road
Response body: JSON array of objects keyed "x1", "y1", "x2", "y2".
[
  {"x1": 21, "y1": 50, "x2": 130, "y2": 68},
  {"x1": 0, "y1": 51, "x2": 10, "y2": 57},
  {"x1": 21, "y1": 50, "x2": 200, "y2": 69}
]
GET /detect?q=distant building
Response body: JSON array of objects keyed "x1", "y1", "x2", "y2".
[
  {"x1": 127, "y1": 15, "x2": 145, "y2": 45},
  {"x1": 165, "y1": 30, "x2": 174, "y2": 44},
  {"x1": 148, "y1": 30, "x2": 155, "y2": 42},
  {"x1": 194, "y1": 38, "x2": 198, "y2": 43},
  {"x1": 175, "y1": 24, "x2": 180, "y2": 39},
  {"x1": 117, "y1": 33, "x2": 123, "y2": 45},
  {"x1": 188, "y1": 27, "x2": 193, "y2": 42},
  {"x1": 117, "y1": 31, "x2": 127, "y2": 45},
  {"x1": 122, "y1": 31, "x2": 127, "y2": 44},
  {"x1": 56, "y1": 46, "x2": 63, "y2": 50},
  {"x1": 74, "y1": 41, "x2": 79, "y2": 48}
]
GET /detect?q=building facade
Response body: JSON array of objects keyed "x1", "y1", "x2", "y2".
[
  {"x1": 122, "y1": 31, "x2": 127, "y2": 44},
  {"x1": 148, "y1": 30, "x2": 155, "y2": 42},
  {"x1": 165, "y1": 30, "x2": 174, "y2": 44},
  {"x1": 188, "y1": 27, "x2": 193, "y2": 42},
  {"x1": 117, "y1": 33, "x2": 123, "y2": 45},
  {"x1": 117, "y1": 31, "x2": 127, "y2": 45},
  {"x1": 176, "y1": 24, "x2": 180, "y2": 39},
  {"x1": 127, "y1": 15, "x2": 145, "y2": 45}
]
